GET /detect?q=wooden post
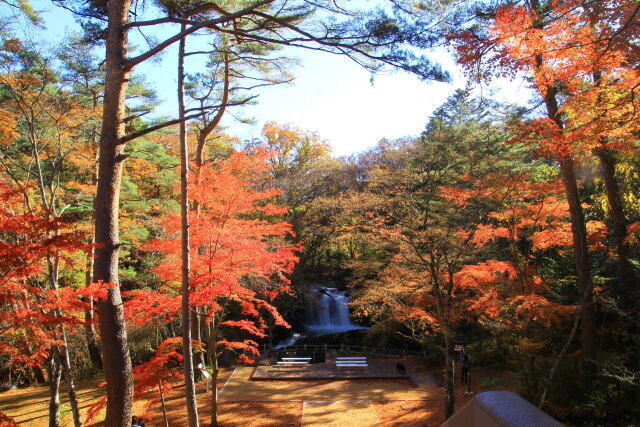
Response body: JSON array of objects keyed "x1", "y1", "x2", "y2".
[{"x1": 452, "y1": 359, "x2": 455, "y2": 387}]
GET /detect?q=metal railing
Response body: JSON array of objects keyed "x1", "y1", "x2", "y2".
[{"x1": 261, "y1": 343, "x2": 424, "y2": 358}]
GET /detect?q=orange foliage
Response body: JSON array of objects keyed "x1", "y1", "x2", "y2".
[
  {"x1": 451, "y1": 1, "x2": 640, "y2": 160},
  {"x1": 122, "y1": 290, "x2": 181, "y2": 327},
  {"x1": 624, "y1": 221, "x2": 640, "y2": 244},
  {"x1": 453, "y1": 179, "x2": 581, "y2": 328},
  {"x1": 0, "y1": 411, "x2": 18, "y2": 426},
  {"x1": 136, "y1": 149, "x2": 299, "y2": 361},
  {"x1": 455, "y1": 260, "x2": 574, "y2": 328},
  {"x1": 133, "y1": 338, "x2": 190, "y2": 414},
  {"x1": 0, "y1": 107, "x2": 17, "y2": 143},
  {"x1": 0, "y1": 182, "x2": 111, "y2": 367},
  {"x1": 87, "y1": 337, "x2": 204, "y2": 422}
]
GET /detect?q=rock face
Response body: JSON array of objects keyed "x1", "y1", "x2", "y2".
[{"x1": 440, "y1": 391, "x2": 564, "y2": 427}]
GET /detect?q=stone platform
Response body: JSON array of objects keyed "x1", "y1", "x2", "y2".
[{"x1": 251, "y1": 358, "x2": 408, "y2": 380}]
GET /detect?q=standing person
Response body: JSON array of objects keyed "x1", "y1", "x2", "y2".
[{"x1": 460, "y1": 351, "x2": 470, "y2": 385}]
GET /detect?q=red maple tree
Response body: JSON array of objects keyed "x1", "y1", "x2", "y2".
[
  {"x1": 131, "y1": 148, "x2": 299, "y2": 424},
  {"x1": 0, "y1": 182, "x2": 111, "y2": 375},
  {"x1": 446, "y1": 0, "x2": 640, "y2": 377}
]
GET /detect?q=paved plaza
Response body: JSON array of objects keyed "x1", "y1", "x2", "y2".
[
  {"x1": 252, "y1": 358, "x2": 407, "y2": 380},
  {"x1": 219, "y1": 367, "x2": 443, "y2": 425}
]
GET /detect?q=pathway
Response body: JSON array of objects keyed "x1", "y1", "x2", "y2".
[
  {"x1": 403, "y1": 359, "x2": 439, "y2": 387},
  {"x1": 219, "y1": 367, "x2": 443, "y2": 426},
  {"x1": 302, "y1": 401, "x2": 380, "y2": 426}
]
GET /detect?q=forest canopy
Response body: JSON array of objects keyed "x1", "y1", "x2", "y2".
[{"x1": 0, "y1": 0, "x2": 639, "y2": 426}]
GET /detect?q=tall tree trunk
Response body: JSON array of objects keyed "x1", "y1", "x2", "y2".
[
  {"x1": 178, "y1": 26, "x2": 200, "y2": 427},
  {"x1": 559, "y1": 159, "x2": 597, "y2": 378},
  {"x1": 55, "y1": 337, "x2": 83, "y2": 427},
  {"x1": 443, "y1": 328, "x2": 455, "y2": 420},
  {"x1": 192, "y1": 309, "x2": 206, "y2": 369},
  {"x1": 190, "y1": 51, "x2": 229, "y2": 370},
  {"x1": 211, "y1": 360, "x2": 220, "y2": 427},
  {"x1": 95, "y1": 0, "x2": 134, "y2": 424},
  {"x1": 48, "y1": 252, "x2": 83, "y2": 427},
  {"x1": 531, "y1": 0, "x2": 597, "y2": 380},
  {"x1": 48, "y1": 355, "x2": 62, "y2": 427},
  {"x1": 85, "y1": 162, "x2": 103, "y2": 373},
  {"x1": 590, "y1": 69, "x2": 636, "y2": 304},
  {"x1": 209, "y1": 319, "x2": 220, "y2": 427},
  {"x1": 595, "y1": 148, "x2": 636, "y2": 297},
  {"x1": 85, "y1": 237, "x2": 103, "y2": 372}
]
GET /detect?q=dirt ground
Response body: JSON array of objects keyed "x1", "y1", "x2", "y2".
[
  {"x1": 0, "y1": 364, "x2": 505, "y2": 426},
  {"x1": 0, "y1": 370, "x2": 237, "y2": 426},
  {"x1": 303, "y1": 401, "x2": 380, "y2": 426},
  {"x1": 374, "y1": 400, "x2": 445, "y2": 426},
  {"x1": 220, "y1": 367, "x2": 440, "y2": 402}
]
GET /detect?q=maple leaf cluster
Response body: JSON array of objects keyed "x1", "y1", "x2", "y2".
[
  {"x1": 452, "y1": 1, "x2": 640, "y2": 161},
  {"x1": 451, "y1": 179, "x2": 596, "y2": 329},
  {"x1": 129, "y1": 149, "x2": 299, "y2": 363},
  {"x1": 0, "y1": 182, "x2": 112, "y2": 368},
  {"x1": 131, "y1": 337, "x2": 189, "y2": 415},
  {"x1": 351, "y1": 170, "x2": 586, "y2": 344},
  {"x1": 87, "y1": 337, "x2": 201, "y2": 422}
]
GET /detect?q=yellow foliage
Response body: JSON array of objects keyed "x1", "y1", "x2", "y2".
[{"x1": 0, "y1": 108, "x2": 17, "y2": 144}]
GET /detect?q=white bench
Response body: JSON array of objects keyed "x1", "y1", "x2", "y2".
[
  {"x1": 276, "y1": 358, "x2": 311, "y2": 370},
  {"x1": 336, "y1": 357, "x2": 368, "y2": 371}
]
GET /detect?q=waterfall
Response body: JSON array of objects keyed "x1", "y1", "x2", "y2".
[
  {"x1": 273, "y1": 285, "x2": 367, "y2": 349},
  {"x1": 305, "y1": 286, "x2": 368, "y2": 335}
]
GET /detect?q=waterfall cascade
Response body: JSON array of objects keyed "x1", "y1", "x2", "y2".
[
  {"x1": 274, "y1": 286, "x2": 367, "y2": 349},
  {"x1": 305, "y1": 286, "x2": 368, "y2": 335}
]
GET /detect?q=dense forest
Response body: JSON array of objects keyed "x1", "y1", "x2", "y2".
[{"x1": 1, "y1": 0, "x2": 639, "y2": 426}]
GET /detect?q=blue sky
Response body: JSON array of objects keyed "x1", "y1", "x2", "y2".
[{"x1": 27, "y1": 0, "x2": 530, "y2": 156}]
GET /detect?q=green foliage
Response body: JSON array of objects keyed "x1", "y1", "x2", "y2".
[
  {"x1": 1, "y1": 3, "x2": 639, "y2": 424},
  {"x1": 546, "y1": 368, "x2": 640, "y2": 425},
  {"x1": 59, "y1": 404, "x2": 71, "y2": 421},
  {"x1": 1, "y1": 0, "x2": 42, "y2": 25},
  {"x1": 478, "y1": 376, "x2": 503, "y2": 388}
]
